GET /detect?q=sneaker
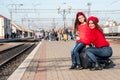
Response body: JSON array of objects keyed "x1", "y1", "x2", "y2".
[
  {"x1": 106, "y1": 59, "x2": 112, "y2": 65},
  {"x1": 76, "y1": 64, "x2": 83, "y2": 70},
  {"x1": 90, "y1": 62, "x2": 103, "y2": 71},
  {"x1": 104, "y1": 59, "x2": 112, "y2": 68},
  {"x1": 69, "y1": 64, "x2": 77, "y2": 69}
]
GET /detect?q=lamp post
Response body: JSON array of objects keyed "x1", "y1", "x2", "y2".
[
  {"x1": 8, "y1": 4, "x2": 23, "y2": 38},
  {"x1": 57, "y1": 6, "x2": 72, "y2": 29},
  {"x1": 87, "y1": 3, "x2": 91, "y2": 17},
  {"x1": 9, "y1": 4, "x2": 23, "y2": 21}
]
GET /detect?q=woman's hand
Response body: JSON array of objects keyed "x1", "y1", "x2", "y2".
[
  {"x1": 86, "y1": 45, "x2": 90, "y2": 48},
  {"x1": 76, "y1": 36, "x2": 80, "y2": 40}
]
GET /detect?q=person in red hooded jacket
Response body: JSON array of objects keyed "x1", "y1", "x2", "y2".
[
  {"x1": 85, "y1": 16, "x2": 113, "y2": 70},
  {"x1": 70, "y1": 12, "x2": 91, "y2": 69}
]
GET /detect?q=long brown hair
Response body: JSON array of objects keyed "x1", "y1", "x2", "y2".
[
  {"x1": 92, "y1": 20, "x2": 103, "y2": 32},
  {"x1": 74, "y1": 12, "x2": 87, "y2": 34}
]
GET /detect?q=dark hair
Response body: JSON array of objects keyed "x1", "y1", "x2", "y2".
[
  {"x1": 92, "y1": 20, "x2": 103, "y2": 32},
  {"x1": 74, "y1": 14, "x2": 87, "y2": 34}
]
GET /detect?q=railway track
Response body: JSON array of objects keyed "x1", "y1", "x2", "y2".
[{"x1": 0, "y1": 41, "x2": 38, "y2": 80}]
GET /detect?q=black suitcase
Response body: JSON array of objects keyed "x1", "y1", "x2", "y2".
[{"x1": 79, "y1": 48, "x2": 91, "y2": 69}]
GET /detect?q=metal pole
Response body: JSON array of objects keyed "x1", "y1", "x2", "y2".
[
  {"x1": 57, "y1": 6, "x2": 71, "y2": 29},
  {"x1": 63, "y1": 9, "x2": 66, "y2": 28},
  {"x1": 87, "y1": 3, "x2": 91, "y2": 17},
  {"x1": 8, "y1": 4, "x2": 23, "y2": 21},
  {"x1": 10, "y1": 10, "x2": 12, "y2": 21}
]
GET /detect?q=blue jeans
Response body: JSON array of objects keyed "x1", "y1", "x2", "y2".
[
  {"x1": 85, "y1": 46, "x2": 113, "y2": 63},
  {"x1": 71, "y1": 42, "x2": 85, "y2": 64}
]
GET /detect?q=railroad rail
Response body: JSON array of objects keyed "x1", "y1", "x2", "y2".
[
  {"x1": 0, "y1": 42, "x2": 35, "y2": 67},
  {"x1": 0, "y1": 41, "x2": 38, "y2": 80}
]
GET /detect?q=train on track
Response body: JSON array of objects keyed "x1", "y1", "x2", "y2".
[{"x1": 103, "y1": 25, "x2": 120, "y2": 36}]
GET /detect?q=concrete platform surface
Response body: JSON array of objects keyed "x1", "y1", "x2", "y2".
[{"x1": 8, "y1": 40, "x2": 120, "y2": 80}]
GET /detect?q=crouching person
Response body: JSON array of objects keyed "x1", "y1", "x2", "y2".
[{"x1": 85, "y1": 16, "x2": 113, "y2": 70}]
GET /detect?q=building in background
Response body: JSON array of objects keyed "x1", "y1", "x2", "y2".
[{"x1": 0, "y1": 15, "x2": 11, "y2": 39}]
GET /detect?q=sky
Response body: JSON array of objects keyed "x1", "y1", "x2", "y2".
[{"x1": 0, "y1": 0, "x2": 120, "y2": 30}]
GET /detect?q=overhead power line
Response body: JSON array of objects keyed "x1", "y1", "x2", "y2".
[
  {"x1": 110, "y1": 0, "x2": 120, "y2": 5},
  {"x1": 9, "y1": 9, "x2": 120, "y2": 13}
]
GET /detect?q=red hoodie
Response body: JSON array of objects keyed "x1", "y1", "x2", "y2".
[
  {"x1": 77, "y1": 23, "x2": 91, "y2": 45},
  {"x1": 90, "y1": 27, "x2": 109, "y2": 48}
]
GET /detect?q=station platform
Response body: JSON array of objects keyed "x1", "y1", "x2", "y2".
[
  {"x1": 0, "y1": 42, "x2": 24, "y2": 52},
  {"x1": 0, "y1": 37, "x2": 34, "y2": 43},
  {"x1": 7, "y1": 40, "x2": 120, "y2": 80}
]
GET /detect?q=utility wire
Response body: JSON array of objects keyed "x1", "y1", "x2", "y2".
[{"x1": 110, "y1": 0, "x2": 120, "y2": 5}]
